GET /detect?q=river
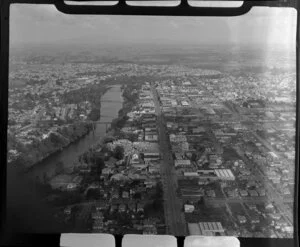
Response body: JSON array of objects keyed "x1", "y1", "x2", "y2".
[{"x1": 25, "y1": 84, "x2": 124, "y2": 181}]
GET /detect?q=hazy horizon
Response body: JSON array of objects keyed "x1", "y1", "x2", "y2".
[{"x1": 10, "y1": 4, "x2": 297, "y2": 49}]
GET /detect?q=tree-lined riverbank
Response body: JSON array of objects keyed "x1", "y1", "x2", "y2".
[{"x1": 21, "y1": 85, "x2": 124, "y2": 181}]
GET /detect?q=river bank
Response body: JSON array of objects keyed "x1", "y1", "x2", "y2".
[
  {"x1": 22, "y1": 85, "x2": 124, "y2": 181},
  {"x1": 8, "y1": 85, "x2": 114, "y2": 172},
  {"x1": 24, "y1": 122, "x2": 94, "y2": 172},
  {"x1": 46, "y1": 84, "x2": 139, "y2": 189},
  {"x1": 10, "y1": 121, "x2": 94, "y2": 172}
]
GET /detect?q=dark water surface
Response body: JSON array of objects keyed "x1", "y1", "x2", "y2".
[{"x1": 6, "y1": 85, "x2": 123, "y2": 233}]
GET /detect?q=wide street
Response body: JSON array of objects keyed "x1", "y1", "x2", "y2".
[{"x1": 151, "y1": 83, "x2": 187, "y2": 236}]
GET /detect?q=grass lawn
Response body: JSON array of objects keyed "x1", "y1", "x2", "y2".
[{"x1": 49, "y1": 174, "x2": 74, "y2": 189}]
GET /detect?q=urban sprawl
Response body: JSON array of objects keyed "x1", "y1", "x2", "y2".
[{"x1": 8, "y1": 56, "x2": 296, "y2": 238}]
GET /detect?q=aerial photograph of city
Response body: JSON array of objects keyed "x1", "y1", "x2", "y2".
[{"x1": 6, "y1": 4, "x2": 296, "y2": 238}]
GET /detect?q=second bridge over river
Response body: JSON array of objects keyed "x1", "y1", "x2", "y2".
[{"x1": 91, "y1": 119, "x2": 112, "y2": 133}]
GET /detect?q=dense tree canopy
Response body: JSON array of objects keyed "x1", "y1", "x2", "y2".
[{"x1": 114, "y1": 145, "x2": 124, "y2": 160}]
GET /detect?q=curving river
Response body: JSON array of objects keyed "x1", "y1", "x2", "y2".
[{"x1": 25, "y1": 85, "x2": 124, "y2": 181}]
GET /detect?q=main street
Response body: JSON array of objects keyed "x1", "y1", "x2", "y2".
[{"x1": 151, "y1": 83, "x2": 187, "y2": 236}]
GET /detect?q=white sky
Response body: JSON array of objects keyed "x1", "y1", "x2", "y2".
[{"x1": 10, "y1": 4, "x2": 297, "y2": 48}]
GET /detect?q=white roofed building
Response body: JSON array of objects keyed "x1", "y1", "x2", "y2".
[
  {"x1": 175, "y1": 159, "x2": 191, "y2": 168},
  {"x1": 188, "y1": 222, "x2": 225, "y2": 236},
  {"x1": 214, "y1": 169, "x2": 235, "y2": 181}
]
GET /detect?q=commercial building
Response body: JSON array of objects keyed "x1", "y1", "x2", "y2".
[
  {"x1": 183, "y1": 169, "x2": 235, "y2": 181},
  {"x1": 175, "y1": 159, "x2": 191, "y2": 168},
  {"x1": 188, "y1": 222, "x2": 225, "y2": 236},
  {"x1": 143, "y1": 152, "x2": 160, "y2": 161},
  {"x1": 184, "y1": 204, "x2": 195, "y2": 213}
]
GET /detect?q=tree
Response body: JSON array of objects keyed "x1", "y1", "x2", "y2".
[
  {"x1": 111, "y1": 116, "x2": 129, "y2": 130},
  {"x1": 86, "y1": 188, "x2": 100, "y2": 200},
  {"x1": 114, "y1": 145, "x2": 124, "y2": 160},
  {"x1": 95, "y1": 156, "x2": 105, "y2": 168},
  {"x1": 93, "y1": 156, "x2": 105, "y2": 178},
  {"x1": 191, "y1": 153, "x2": 198, "y2": 162},
  {"x1": 133, "y1": 192, "x2": 141, "y2": 200},
  {"x1": 88, "y1": 108, "x2": 100, "y2": 121},
  {"x1": 127, "y1": 133, "x2": 137, "y2": 142},
  {"x1": 56, "y1": 79, "x2": 63, "y2": 86},
  {"x1": 198, "y1": 197, "x2": 205, "y2": 206},
  {"x1": 49, "y1": 132, "x2": 64, "y2": 146},
  {"x1": 103, "y1": 136, "x2": 115, "y2": 144}
]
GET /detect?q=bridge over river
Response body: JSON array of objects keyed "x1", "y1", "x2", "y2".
[{"x1": 24, "y1": 85, "x2": 124, "y2": 181}]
